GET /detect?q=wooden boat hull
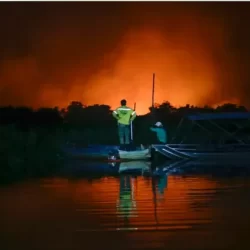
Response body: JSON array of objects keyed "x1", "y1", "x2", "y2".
[{"x1": 118, "y1": 149, "x2": 151, "y2": 160}]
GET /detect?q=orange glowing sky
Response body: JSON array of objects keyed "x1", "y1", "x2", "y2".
[{"x1": 0, "y1": 2, "x2": 249, "y2": 114}]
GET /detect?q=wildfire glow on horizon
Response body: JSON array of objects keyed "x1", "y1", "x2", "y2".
[{"x1": 0, "y1": 3, "x2": 249, "y2": 115}]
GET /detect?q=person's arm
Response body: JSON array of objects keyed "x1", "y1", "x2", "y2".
[
  {"x1": 150, "y1": 127, "x2": 157, "y2": 132},
  {"x1": 112, "y1": 109, "x2": 119, "y2": 120},
  {"x1": 130, "y1": 110, "x2": 136, "y2": 121}
]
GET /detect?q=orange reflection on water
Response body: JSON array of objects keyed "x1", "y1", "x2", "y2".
[
  {"x1": 51, "y1": 175, "x2": 220, "y2": 227},
  {"x1": 2, "y1": 174, "x2": 250, "y2": 250}
]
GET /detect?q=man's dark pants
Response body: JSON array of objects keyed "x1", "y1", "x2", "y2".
[{"x1": 118, "y1": 123, "x2": 130, "y2": 145}]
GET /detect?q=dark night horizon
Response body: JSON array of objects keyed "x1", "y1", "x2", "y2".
[{"x1": 0, "y1": 2, "x2": 250, "y2": 114}]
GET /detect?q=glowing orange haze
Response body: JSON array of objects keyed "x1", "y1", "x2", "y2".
[
  {"x1": 72, "y1": 28, "x2": 239, "y2": 115},
  {"x1": 0, "y1": 25, "x2": 241, "y2": 115},
  {"x1": 81, "y1": 28, "x2": 215, "y2": 115}
]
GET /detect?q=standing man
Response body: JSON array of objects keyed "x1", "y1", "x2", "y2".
[{"x1": 112, "y1": 99, "x2": 136, "y2": 149}]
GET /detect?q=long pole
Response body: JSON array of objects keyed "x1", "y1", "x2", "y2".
[
  {"x1": 151, "y1": 73, "x2": 156, "y2": 125},
  {"x1": 130, "y1": 102, "x2": 136, "y2": 142},
  {"x1": 152, "y1": 73, "x2": 155, "y2": 108}
]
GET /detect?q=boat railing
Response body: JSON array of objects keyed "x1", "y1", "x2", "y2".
[{"x1": 170, "y1": 112, "x2": 250, "y2": 145}]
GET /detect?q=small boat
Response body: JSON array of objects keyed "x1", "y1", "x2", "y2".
[
  {"x1": 63, "y1": 144, "x2": 151, "y2": 161},
  {"x1": 118, "y1": 148, "x2": 151, "y2": 160},
  {"x1": 152, "y1": 112, "x2": 250, "y2": 161}
]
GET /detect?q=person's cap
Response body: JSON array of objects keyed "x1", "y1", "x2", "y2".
[{"x1": 155, "y1": 121, "x2": 162, "y2": 127}]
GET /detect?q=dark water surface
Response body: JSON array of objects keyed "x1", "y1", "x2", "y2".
[{"x1": 1, "y1": 164, "x2": 250, "y2": 250}]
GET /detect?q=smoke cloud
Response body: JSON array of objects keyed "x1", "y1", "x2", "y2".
[{"x1": 0, "y1": 2, "x2": 249, "y2": 114}]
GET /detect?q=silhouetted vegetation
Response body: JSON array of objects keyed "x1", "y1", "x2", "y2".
[
  {"x1": 0, "y1": 101, "x2": 249, "y2": 183},
  {"x1": 0, "y1": 125, "x2": 64, "y2": 184}
]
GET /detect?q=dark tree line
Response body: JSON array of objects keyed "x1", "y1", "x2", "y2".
[
  {"x1": 0, "y1": 101, "x2": 248, "y2": 183},
  {"x1": 0, "y1": 101, "x2": 247, "y2": 127},
  {"x1": 0, "y1": 101, "x2": 248, "y2": 145}
]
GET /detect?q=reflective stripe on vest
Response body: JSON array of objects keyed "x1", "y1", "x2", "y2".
[{"x1": 117, "y1": 108, "x2": 132, "y2": 111}]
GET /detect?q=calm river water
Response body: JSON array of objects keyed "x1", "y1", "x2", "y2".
[{"x1": 1, "y1": 161, "x2": 250, "y2": 250}]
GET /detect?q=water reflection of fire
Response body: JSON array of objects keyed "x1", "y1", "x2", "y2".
[{"x1": 116, "y1": 176, "x2": 137, "y2": 219}]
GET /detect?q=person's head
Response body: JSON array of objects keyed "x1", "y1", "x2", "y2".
[
  {"x1": 155, "y1": 121, "x2": 163, "y2": 127},
  {"x1": 121, "y1": 99, "x2": 127, "y2": 106}
]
